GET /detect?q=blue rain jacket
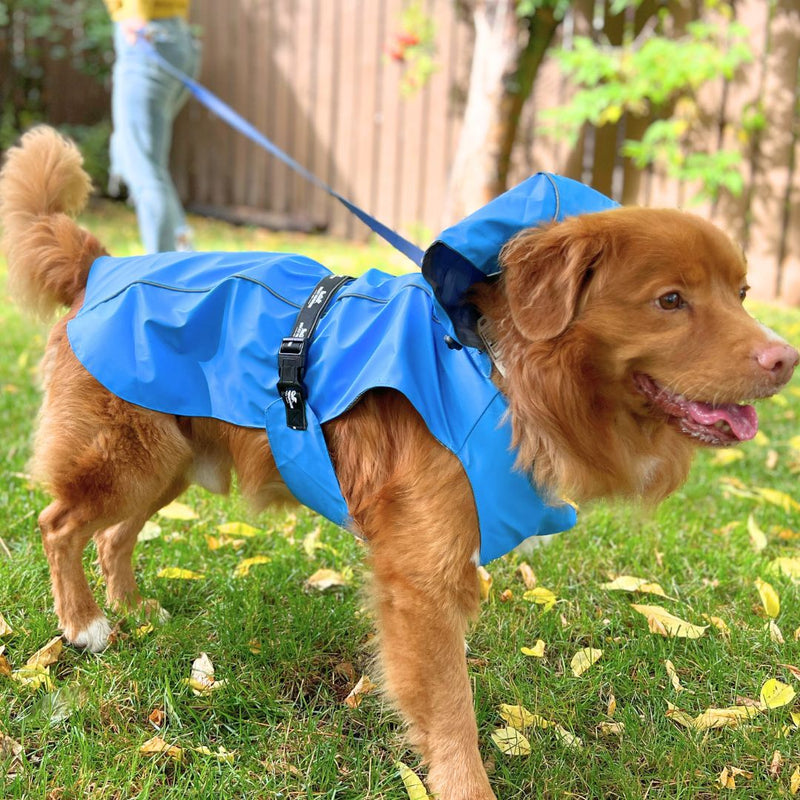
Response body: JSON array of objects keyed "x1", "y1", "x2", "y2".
[{"x1": 66, "y1": 173, "x2": 617, "y2": 563}]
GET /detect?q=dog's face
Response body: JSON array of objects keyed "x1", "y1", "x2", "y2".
[{"x1": 499, "y1": 208, "x2": 798, "y2": 468}]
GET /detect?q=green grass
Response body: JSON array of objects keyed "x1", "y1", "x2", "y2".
[{"x1": 3, "y1": 200, "x2": 800, "y2": 799}]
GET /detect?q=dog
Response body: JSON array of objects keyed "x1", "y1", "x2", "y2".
[{"x1": 1, "y1": 127, "x2": 797, "y2": 800}]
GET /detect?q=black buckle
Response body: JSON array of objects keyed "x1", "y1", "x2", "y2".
[{"x1": 278, "y1": 336, "x2": 308, "y2": 430}]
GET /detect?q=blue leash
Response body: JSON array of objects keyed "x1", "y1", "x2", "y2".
[{"x1": 138, "y1": 38, "x2": 425, "y2": 268}]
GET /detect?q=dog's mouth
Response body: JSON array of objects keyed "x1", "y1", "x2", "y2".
[{"x1": 633, "y1": 373, "x2": 758, "y2": 446}]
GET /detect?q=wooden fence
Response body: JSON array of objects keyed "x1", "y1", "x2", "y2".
[{"x1": 18, "y1": 0, "x2": 800, "y2": 302}]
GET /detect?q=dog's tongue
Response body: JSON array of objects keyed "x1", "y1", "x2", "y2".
[{"x1": 686, "y1": 401, "x2": 759, "y2": 441}]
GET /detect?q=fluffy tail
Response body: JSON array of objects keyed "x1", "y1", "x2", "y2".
[{"x1": 0, "y1": 126, "x2": 107, "y2": 318}]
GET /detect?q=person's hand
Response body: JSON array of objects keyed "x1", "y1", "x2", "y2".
[{"x1": 121, "y1": 16, "x2": 148, "y2": 44}]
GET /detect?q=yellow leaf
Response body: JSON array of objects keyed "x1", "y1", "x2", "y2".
[
  {"x1": 596, "y1": 721, "x2": 625, "y2": 737},
  {"x1": 712, "y1": 449, "x2": 744, "y2": 466},
  {"x1": 718, "y1": 766, "x2": 734, "y2": 789},
  {"x1": 157, "y1": 501, "x2": 199, "y2": 520},
  {"x1": 600, "y1": 575, "x2": 666, "y2": 596},
  {"x1": 205, "y1": 534, "x2": 246, "y2": 551},
  {"x1": 701, "y1": 614, "x2": 730, "y2": 636},
  {"x1": 477, "y1": 566, "x2": 493, "y2": 601},
  {"x1": 753, "y1": 430, "x2": 771, "y2": 446},
  {"x1": 157, "y1": 567, "x2": 205, "y2": 580},
  {"x1": 305, "y1": 568, "x2": 350, "y2": 590},
  {"x1": 188, "y1": 653, "x2": 216, "y2": 696},
  {"x1": 11, "y1": 665, "x2": 54, "y2": 691},
  {"x1": 0, "y1": 647, "x2": 11, "y2": 678},
  {"x1": 607, "y1": 693, "x2": 617, "y2": 717},
  {"x1": 135, "y1": 623, "x2": 154, "y2": 639},
  {"x1": 755, "y1": 487, "x2": 800, "y2": 513},
  {"x1": 191, "y1": 745, "x2": 235, "y2": 763},
  {"x1": 792, "y1": 766, "x2": 800, "y2": 795},
  {"x1": 491, "y1": 726, "x2": 531, "y2": 756},
  {"x1": 770, "y1": 557, "x2": 800, "y2": 580},
  {"x1": 395, "y1": 761, "x2": 431, "y2": 800},
  {"x1": 498, "y1": 704, "x2": 539, "y2": 729},
  {"x1": 137, "y1": 520, "x2": 162, "y2": 542},
  {"x1": 0, "y1": 612, "x2": 13, "y2": 637},
  {"x1": 630, "y1": 605, "x2": 707, "y2": 639},
  {"x1": 521, "y1": 640, "x2": 546, "y2": 658},
  {"x1": 522, "y1": 587, "x2": 556, "y2": 612},
  {"x1": 216, "y1": 521, "x2": 259, "y2": 537},
  {"x1": 233, "y1": 555, "x2": 272, "y2": 578},
  {"x1": 755, "y1": 577, "x2": 780, "y2": 618},
  {"x1": 518, "y1": 562, "x2": 537, "y2": 589},
  {"x1": 140, "y1": 735, "x2": 184, "y2": 762},
  {"x1": 571, "y1": 648, "x2": 602, "y2": 677},
  {"x1": 747, "y1": 514, "x2": 768, "y2": 552},
  {"x1": 344, "y1": 674, "x2": 377, "y2": 708},
  {"x1": 768, "y1": 619, "x2": 785, "y2": 644},
  {"x1": 760, "y1": 678, "x2": 796, "y2": 709},
  {"x1": 693, "y1": 706, "x2": 760, "y2": 730},
  {"x1": 553, "y1": 724, "x2": 583, "y2": 749},
  {"x1": 26, "y1": 636, "x2": 63, "y2": 669},
  {"x1": 665, "y1": 702, "x2": 696, "y2": 729},
  {"x1": 665, "y1": 660, "x2": 684, "y2": 693}
]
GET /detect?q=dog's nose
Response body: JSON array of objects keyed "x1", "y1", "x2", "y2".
[{"x1": 755, "y1": 342, "x2": 799, "y2": 385}]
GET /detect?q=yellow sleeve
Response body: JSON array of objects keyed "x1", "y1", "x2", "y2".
[{"x1": 103, "y1": 0, "x2": 158, "y2": 21}]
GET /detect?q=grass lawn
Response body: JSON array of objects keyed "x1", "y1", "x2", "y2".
[{"x1": 3, "y1": 199, "x2": 800, "y2": 799}]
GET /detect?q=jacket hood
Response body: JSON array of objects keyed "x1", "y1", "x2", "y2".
[{"x1": 422, "y1": 172, "x2": 619, "y2": 347}]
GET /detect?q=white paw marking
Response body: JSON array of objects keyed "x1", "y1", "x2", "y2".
[{"x1": 71, "y1": 616, "x2": 112, "y2": 653}]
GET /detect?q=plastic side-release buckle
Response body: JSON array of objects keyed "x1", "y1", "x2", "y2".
[{"x1": 278, "y1": 336, "x2": 308, "y2": 430}]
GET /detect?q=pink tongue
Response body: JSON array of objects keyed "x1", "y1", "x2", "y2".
[{"x1": 687, "y1": 402, "x2": 759, "y2": 441}]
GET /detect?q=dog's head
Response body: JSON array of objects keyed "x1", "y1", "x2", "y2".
[{"x1": 484, "y1": 207, "x2": 798, "y2": 501}]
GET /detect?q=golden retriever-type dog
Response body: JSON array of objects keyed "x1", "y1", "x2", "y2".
[{"x1": 1, "y1": 127, "x2": 798, "y2": 800}]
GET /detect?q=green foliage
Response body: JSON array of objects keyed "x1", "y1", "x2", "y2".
[
  {"x1": 515, "y1": 0, "x2": 571, "y2": 20},
  {"x1": 542, "y1": 5, "x2": 754, "y2": 202},
  {"x1": 386, "y1": 1, "x2": 438, "y2": 96}
]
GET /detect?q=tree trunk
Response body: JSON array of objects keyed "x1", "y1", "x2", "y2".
[{"x1": 443, "y1": 1, "x2": 561, "y2": 225}]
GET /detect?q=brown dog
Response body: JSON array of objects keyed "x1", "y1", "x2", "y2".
[{"x1": 1, "y1": 127, "x2": 797, "y2": 800}]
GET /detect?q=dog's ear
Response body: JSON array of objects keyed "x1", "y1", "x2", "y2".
[{"x1": 500, "y1": 219, "x2": 606, "y2": 342}]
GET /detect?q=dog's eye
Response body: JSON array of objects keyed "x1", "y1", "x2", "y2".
[
  {"x1": 657, "y1": 292, "x2": 684, "y2": 310},
  {"x1": 739, "y1": 285, "x2": 749, "y2": 302}
]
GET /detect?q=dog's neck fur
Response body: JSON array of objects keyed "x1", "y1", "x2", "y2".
[{"x1": 472, "y1": 284, "x2": 696, "y2": 505}]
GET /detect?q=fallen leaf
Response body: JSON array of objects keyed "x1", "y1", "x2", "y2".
[
  {"x1": 755, "y1": 487, "x2": 800, "y2": 513},
  {"x1": 149, "y1": 708, "x2": 166, "y2": 728},
  {"x1": 630, "y1": 605, "x2": 707, "y2": 639},
  {"x1": 137, "y1": 521, "x2": 162, "y2": 542},
  {"x1": 491, "y1": 726, "x2": 531, "y2": 756},
  {"x1": 157, "y1": 567, "x2": 205, "y2": 580},
  {"x1": 518, "y1": 562, "x2": 537, "y2": 589},
  {"x1": 498, "y1": 704, "x2": 540, "y2": 729},
  {"x1": 792, "y1": 766, "x2": 800, "y2": 795},
  {"x1": 0, "y1": 613, "x2": 12, "y2": 637},
  {"x1": 553, "y1": 724, "x2": 583, "y2": 750},
  {"x1": 607, "y1": 693, "x2": 617, "y2": 717},
  {"x1": 748, "y1": 514, "x2": 768, "y2": 552},
  {"x1": 186, "y1": 652, "x2": 227, "y2": 696},
  {"x1": 216, "y1": 521, "x2": 259, "y2": 537},
  {"x1": 11, "y1": 665, "x2": 54, "y2": 691},
  {"x1": 157, "y1": 501, "x2": 199, "y2": 520},
  {"x1": 769, "y1": 557, "x2": 800, "y2": 580},
  {"x1": 396, "y1": 760, "x2": 431, "y2": 800},
  {"x1": 0, "y1": 647, "x2": 11, "y2": 677},
  {"x1": 26, "y1": 636, "x2": 62, "y2": 669},
  {"x1": 0, "y1": 733, "x2": 23, "y2": 776},
  {"x1": 571, "y1": 647, "x2": 602, "y2": 677},
  {"x1": 521, "y1": 640, "x2": 545, "y2": 658},
  {"x1": 477, "y1": 566, "x2": 493, "y2": 601},
  {"x1": 771, "y1": 750, "x2": 784, "y2": 778},
  {"x1": 205, "y1": 534, "x2": 246, "y2": 551},
  {"x1": 139, "y1": 735, "x2": 183, "y2": 762},
  {"x1": 233, "y1": 555, "x2": 272, "y2": 578},
  {"x1": 712, "y1": 449, "x2": 745, "y2": 466},
  {"x1": 781, "y1": 663, "x2": 800, "y2": 681},
  {"x1": 693, "y1": 706, "x2": 760, "y2": 730},
  {"x1": 665, "y1": 702, "x2": 696, "y2": 729},
  {"x1": 665, "y1": 659, "x2": 685, "y2": 693},
  {"x1": 596, "y1": 721, "x2": 625, "y2": 737},
  {"x1": 344, "y1": 674, "x2": 377, "y2": 708},
  {"x1": 191, "y1": 745, "x2": 235, "y2": 763},
  {"x1": 756, "y1": 577, "x2": 780, "y2": 618},
  {"x1": 701, "y1": 614, "x2": 731, "y2": 636},
  {"x1": 760, "y1": 678, "x2": 796, "y2": 709},
  {"x1": 768, "y1": 619, "x2": 785, "y2": 644},
  {"x1": 522, "y1": 587, "x2": 556, "y2": 612},
  {"x1": 305, "y1": 568, "x2": 350, "y2": 591},
  {"x1": 499, "y1": 589, "x2": 513, "y2": 602},
  {"x1": 135, "y1": 623, "x2": 154, "y2": 639},
  {"x1": 600, "y1": 575, "x2": 666, "y2": 597},
  {"x1": 766, "y1": 449, "x2": 780, "y2": 470},
  {"x1": 718, "y1": 766, "x2": 734, "y2": 789}
]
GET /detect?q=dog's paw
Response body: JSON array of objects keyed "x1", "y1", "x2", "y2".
[{"x1": 69, "y1": 616, "x2": 113, "y2": 653}]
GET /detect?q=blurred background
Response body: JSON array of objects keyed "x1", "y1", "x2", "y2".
[{"x1": 1, "y1": 0, "x2": 798, "y2": 300}]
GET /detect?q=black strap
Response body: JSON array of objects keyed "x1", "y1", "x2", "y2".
[{"x1": 277, "y1": 273, "x2": 353, "y2": 430}]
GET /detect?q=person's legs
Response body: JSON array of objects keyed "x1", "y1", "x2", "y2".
[{"x1": 110, "y1": 20, "x2": 199, "y2": 252}]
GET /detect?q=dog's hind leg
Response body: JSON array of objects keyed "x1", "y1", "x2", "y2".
[{"x1": 93, "y1": 477, "x2": 188, "y2": 616}]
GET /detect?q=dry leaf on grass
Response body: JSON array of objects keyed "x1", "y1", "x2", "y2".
[
  {"x1": 25, "y1": 636, "x2": 63, "y2": 669},
  {"x1": 233, "y1": 555, "x2": 272, "y2": 578},
  {"x1": 157, "y1": 501, "x2": 198, "y2": 520},
  {"x1": 491, "y1": 726, "x2": 531, "y2": 756},
  {"x1": 522, "y1": 587, "x2": 556, "y2": 612},
  {"x1": 140, "y1": 735, "x2": 184, "y2": 762},
  {"x1": 0, "y1": 733, "x2": 23, "y2": 777},
  {"x1": 770, "y1": 557, "x2": 800, "y2": 580},
  {"x1": 792, "y1": 767, "x2": 800, "y2": 795},
  {"x1": 0, "y1": 646, "x2": 11, "y2": 678},
  {"x1": 755, "y1": 577, "x2": 781, "y2": 618},
  {"x1": 665, "y1": 660, "x2": 686, "y2": 693},
  {"x1": 666, "y1": 702, "x2": 761, "y2": 731},
  {"x1": 518, "y1": 562, "x2": 537, "y2": 589},
  {"x1": 747, "y1": 514, "x2": 768, "y2": 552},
  {"x1": 0, "y1": 612, "x2": 12, "y2": 637},
  {"x1": 137, "y1": 521, "x2": 162, "y2": 542},
  {"x1": 157, "y1": 567, "x2": 205, "y2": 580},
  {"x1": 600, "y1": 575, "x2": 666, "y2": 597},
  {"x1": 186, "y1": 653, "x2": 227, "y2": 696},
  {"x1": 216, "y1": 521, "x2": 259, "y2": 537},
  {"x1": 305, "y1": 568, "x2": 350, "y2": 591},
  {"x1": 520, "y1": 640, "x2": 545, "y2": 658},
  {"x1": 570, "y1": 648, "x2": 602, "y2": 677},
  {"x1": 498, "y1": 704, "x2": 543, "y2": 729},
  {"x1": 760, "y1": 678, "x2": 796, "y2": 709},
  {"x1": 630, "y1": 605, "x2": 707, "y2": 638},
  {"x1": 768, "y1": 619, "x2": 785, "y2": 644},
  {"x1": 396, "y1": 760, "x2": 431, "y2": 799},
  {"x1": 596, "y1": 721, "x2": 625, "y2": 737},
  {"x1": 477, "y1": 566, "x2": 493, "y2": 601},
  {"x1": 344, "y1": 674, "x2": 377, "y2": 708}
]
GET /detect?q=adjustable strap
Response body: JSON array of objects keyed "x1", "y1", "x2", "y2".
[{"x1": 277, "y1": 274, "x2": 353, "y2": 430}]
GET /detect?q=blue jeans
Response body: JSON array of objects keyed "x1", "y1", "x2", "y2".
[{"x1": 110, "y1": 18, "x2": 200, "y2": 253}]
